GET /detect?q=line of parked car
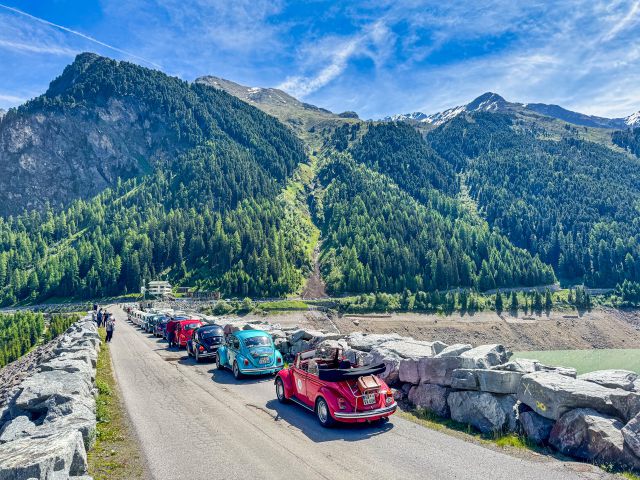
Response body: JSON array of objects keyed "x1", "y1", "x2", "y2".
[{"x1": 125, "y1": 306, "x2": 397, "y2": 427}]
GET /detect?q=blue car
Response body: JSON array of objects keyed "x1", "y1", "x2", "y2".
[{"x1": 216, "y1": 330, "x2": 283, "y2": 379}]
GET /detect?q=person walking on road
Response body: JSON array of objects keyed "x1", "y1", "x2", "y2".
[
  {"x1": 105, "y1": 314, "x2": 115, "y2": 342},
  {"x1": 97, "y1": 309, "x2": 104, "y2": 328}
]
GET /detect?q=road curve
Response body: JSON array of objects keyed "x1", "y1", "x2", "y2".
[{"x1": 108, "y1": 307, "x2": 608, "y2": 480}]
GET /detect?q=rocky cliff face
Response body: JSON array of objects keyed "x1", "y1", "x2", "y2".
[{"x1": 0, "y1": 92, "x2": 175, "y2": 216}]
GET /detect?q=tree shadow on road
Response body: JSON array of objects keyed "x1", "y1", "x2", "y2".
[{"x1": 264, "y1": 399, "x2": 395, "y2": 443}]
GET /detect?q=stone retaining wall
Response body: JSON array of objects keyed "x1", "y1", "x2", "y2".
[{"x1": 0, "y1": 317, "x2": 99, "y2": 480}]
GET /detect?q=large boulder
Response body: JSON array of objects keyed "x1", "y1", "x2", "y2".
[
  {"x1": 492, "y1": 359, "x2": 576, "y2": 378},
  {"x1": 435, "y1": 344, "x2": 472, "y2": 358},
  {"x1": 549, "y1": 408, "x2": 640, "y2": 471},
  {"x1": 408, "y1": 384, "x2": 451, "y2": 418},
  {"x1": 418, "y1": 356, "x2": 472, "y2": 386},
  {"x1": 0, "y1": 429, "x2": 88, "y2": 480},
  {"x1": 623, "y1": 413, "x2": 640, "y2": 458},
  {"x1": 346, "y1": 332, "x2": 407, "y2": 352},
  {"x1": 518, "y1": 372, "x2": 640, "y2": 421},
  {"x1": 38, "y1": 357, "x2": 95, "y2": 384},
  {"x1": 14, "y1": 370, "x2": 92, "y2": 414},
  {"x1": 365, "y1": 347, "x2": 401, "y2": 384},
  {"x1": 578, "y1": 370, "x2": 638, "y2": 392},
  {"x1": 520, "y1": 411, "x2": 554, "y2": 444},
  {"x1": 378, "y1": 339, "x2": 441, "y2": 358},
  {"x1": 448, "y1": 391, "x2": 517, "y2": 434},
  {"x1": 459, "y1": 344, "x2": 511, "y2": 369},
  {"x1": 0, "y1": 416, "x2": 36, "y2": 444},
  {"x1": 451, "y1": 369, "x2": 523, "y2": 394}
]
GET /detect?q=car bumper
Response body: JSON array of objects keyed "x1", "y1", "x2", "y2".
[
  {"x1": 333, "y1": 403, "x2": 397, "y2": 420},
  {"x1": 196, "y1": 350, "x2": 218, "y2": 358},
  {"x1": 240, "y1": 365, "x2": 284, "y2": 375}
]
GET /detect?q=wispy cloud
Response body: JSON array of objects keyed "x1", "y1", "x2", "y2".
[
  {"x1": 0, "y1": 3, "x2": 161, "y2": 68},
  {"x1": 0, "y1": 38, "x2": 76, "y2": 56}
]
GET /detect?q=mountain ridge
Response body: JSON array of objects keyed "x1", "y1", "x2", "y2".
[{"x1": 387, "y1": 92, "x2": 640, "y2": 129}]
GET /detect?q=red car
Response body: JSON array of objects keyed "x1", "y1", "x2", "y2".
[
  {"x1": 173, "y1": 319, "x2": 205, "y2": 348},
  {"x1": 275, "y1": 347, "x2": 397, "y2": 427}
]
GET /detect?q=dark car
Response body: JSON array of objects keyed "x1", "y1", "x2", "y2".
[
  {"x1": 145, "y1": 314, "x2": 166, "y2": 334},
  {"x1": 187, "y1": 325, "x2": 224, "y2": 362},
  {"x1": 155, "y1": 317, "x2": 171, "y2": 338}
]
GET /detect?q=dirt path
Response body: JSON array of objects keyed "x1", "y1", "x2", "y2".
[{"x1": 301, "y1": 243, "x2": 327, "y2": 299}]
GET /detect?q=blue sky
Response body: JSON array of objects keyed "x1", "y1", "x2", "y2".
[{"x1": 1, "y1": 0, "x2": 639, "y2": 119}]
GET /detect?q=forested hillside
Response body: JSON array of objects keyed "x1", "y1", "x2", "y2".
[
  {"x1": 0, "y1": 54, "x2": 311, "y2": 304},
  {"x1": 428, "y1": 113, "x2": 640, "y2": 286},
  {"x1": 316, "y1": 153, "x2": 555, "y2": 294},
  {"x1": 612, "y1": 128, "x2": 640, "y2": 157}
]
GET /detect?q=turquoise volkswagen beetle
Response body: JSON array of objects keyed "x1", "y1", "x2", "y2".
[{"x1": 216, "y1": 330, "x2": 283, "y2": 379}]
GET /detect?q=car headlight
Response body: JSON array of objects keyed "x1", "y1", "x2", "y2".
[{"x1": 385, "y1": 396, "x2": 393, "y2": 406}]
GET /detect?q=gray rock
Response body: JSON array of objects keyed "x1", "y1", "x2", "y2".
[
  {"x1": 14, "y1": 370, "x2": 92, "y2": 413},
  {"x1": 520, "y1": 411, "x2": 554, "y2": 444},
  {"x1": 342, "y1": 348, "x2": 366, "y2": 366},
  {"x1": 0, "y1": 430, "x2": 88, "y2": 480},
  {"x1": 398, "y1": 358, "x2": 420, "y2": 385},
  {"x1": 431, "y1": 341, "x2": 448, "y2": 355},
  {"x1": 38, "y1": 358, "x2": 95, "y2": 384},
  {"x1": 418, "y1": 356, "x2": 473, "y2": 386},
  {"x1": 346, "y1": 332, "x2": 407, "y2": 352},
  {"x1": 408, "y1": 384, "x2": 451, "y2": 418},
  {"x1": 459, "y1": 344, "x2": 511, "y2": 369},
  {"x1": 491, "y1": 359, "x2": 576, "y2": 378},
  {"x1": 378, "y1": 339, "x2": 439, "y2": 359},
  {"x1": 550, "y1": 408, "x2": 640, "y2": 470},
  {"x1": 451, "y1": 369, "x2": 523, "y2": 394},
  {"x1": 623, "y1": 413, "x2": 640, "y2": 458},
  {"x1": 518, "y1": 372, "x2": 640, "y2": 422},
  {"x1": 0, "y1": 416, "x2": 36, "y2": 444},
  {"x1": 451, "y1": 369, "x2": 479, "y2": 390},
  {"x1": 477, "y1": 370, "x2": 523, "y2": 394},
  {"x1": 448, "y1": 391, "x2": 517, "y2": 434},
  {"x1": 365, "y1": 347, "x2": 401, "y2": 384},
  {"x1": 435, "y1": 344, "x2": 472, "y2": 358},
  {"x1": 578, "y1": 370, "x2": 638, "y2": 391}
]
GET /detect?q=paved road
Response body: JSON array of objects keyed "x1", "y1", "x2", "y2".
[{"x1": 108, "y1": 307, "x2": 609, "y2": 480}]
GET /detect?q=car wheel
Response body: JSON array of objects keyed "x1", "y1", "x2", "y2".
[
  {"x1": 275, "y1": 377, "x2": 289, "y2": 404},
  {"x1": 187, "y1": 344, "x2": 192, "y2": 357},
  {"x1": 216, "y1": 355, "x2": 223, "y2": 369},
  {"x1": 316, "y1": 397, "x2": 336, "y2": 428},
  {"x1": 233, "y1": 361, "x2": 243, "y2": 380},
  {"x1": 195, "y1": 348, "x2": 200, "y2": 363}
]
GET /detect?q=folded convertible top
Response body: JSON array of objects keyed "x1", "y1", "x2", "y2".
[{"x1": 318, "y1": 363, "x2": 386, "y2": 382}]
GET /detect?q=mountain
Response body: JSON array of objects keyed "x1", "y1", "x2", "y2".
[
  {"x1": 0, "y1": 109, "x2": 5, "y2": 120},
  {"x1": 195, "y1": 76, "x2": 354, "y2": 136},
  {"x1": 2, "y1": 52, "x2": 640, "y2": 306},
  {"x1": 0, "y1": 53, "x2": 313, "y2": 304},
  {"x1": 388, "y1": 92, "x2": 640, "y2": 129}
]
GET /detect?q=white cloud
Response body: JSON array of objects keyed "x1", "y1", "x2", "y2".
[{"x1": 0, "y1": 38, "x2": 77, "y2": 56}]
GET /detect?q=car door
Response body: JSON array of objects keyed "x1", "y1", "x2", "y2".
[
  {"x1": 228, "y1": 335, "x2": 239, "y2": 366},
  {"x1": 291, "y1": 356, "x2": 308, "y2": 404}
]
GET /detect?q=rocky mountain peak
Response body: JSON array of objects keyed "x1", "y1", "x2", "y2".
[{"x1": 466, "y1": 92, "x2": 510, "y2": 112}]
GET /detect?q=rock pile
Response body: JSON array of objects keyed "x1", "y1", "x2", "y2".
[
  {"x1": 236, "y1": 320, "x2": 640, "y2": 473},
  {"x1": 0, "y1": 317, "x2": 99, "y2": 480}
]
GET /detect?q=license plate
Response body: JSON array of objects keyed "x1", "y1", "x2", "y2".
[
  {"x1": 362, "y1": 393, "x2": 376, "y2": 405},
  {"x1": 259, "y1": 356, "x2": 270, "y2": 364}
]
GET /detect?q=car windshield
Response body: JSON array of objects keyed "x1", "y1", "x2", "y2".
[
  {"x1": 201, "y1": 327, "x2": 223, "y2": 338},
  {"x1": 244, "y1": 335, "x2": 271, "y2": 348},
  {"x1": 183, "y1": 323, "x2": 201, "y2": 331}
]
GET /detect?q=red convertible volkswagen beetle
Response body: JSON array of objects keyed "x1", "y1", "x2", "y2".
[{"x1": 275, "y1": 347, "x2": 397, "y2": 427}]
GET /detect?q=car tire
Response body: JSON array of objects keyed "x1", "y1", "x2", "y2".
[
  {"x1": 187, "y1": 344, "x2": 192, "y2": 357},
  {"x1": 216, "y1": 355, "x2": 223, "y2": 370},
  {"x1": 233, "y1": 361, "x2": 243, "y2": 380},
  {"x1": 316, "y1": 397, "x2": 336, "y2": 428},
  {"x1": 275, "y1": 377, "x2": 289, "y2": 404},
  {"x1": 195, "y1": 348, "x2": 200, "y2": 363}
]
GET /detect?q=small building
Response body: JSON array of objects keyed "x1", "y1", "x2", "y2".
[{"x1": 148, "y1": 281, "x2": 172, "y2": 297}]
